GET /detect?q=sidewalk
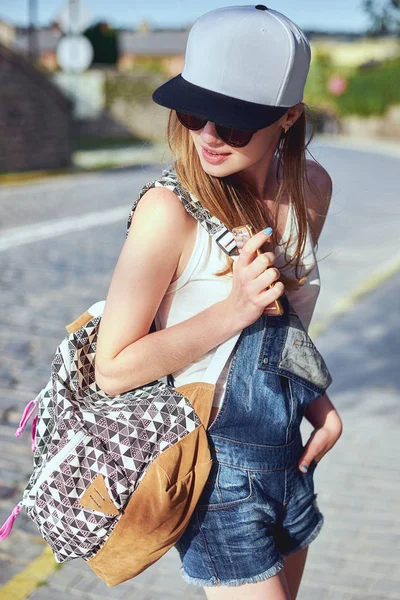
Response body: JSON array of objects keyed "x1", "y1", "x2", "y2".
[
  {"x1": 0, "y1": 139, "x2": 399, "y2": 599},
  {"x1": 12, "y1": 271, "x2": 400, "y2": 600}
]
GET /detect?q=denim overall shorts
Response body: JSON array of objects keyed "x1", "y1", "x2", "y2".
[{"x1": 175, "y1": 294, "x2": 332, "y2": 587}]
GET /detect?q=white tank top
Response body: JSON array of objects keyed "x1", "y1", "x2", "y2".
[{"x1": 154, "y1": 199, "x2": 320, "y2": 408}]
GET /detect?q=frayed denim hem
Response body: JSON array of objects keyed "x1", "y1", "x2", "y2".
[
  {"x1": 179, "y1": 559, "x2": 285, "y2": 587},
  {"x1": 281, "y1": 513, "x2": 324, "y2": 558}
]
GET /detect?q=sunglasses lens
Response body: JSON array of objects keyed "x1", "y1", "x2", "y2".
[
  {"x1": 216, "y1": 126, "x2": 254, "y2": 147},
  {"x1": 176, "y1": 112, "x2": 206, "y2": 130},
  {"x1": 176, "y1": 111, "x2": 255, "y2": 147}
]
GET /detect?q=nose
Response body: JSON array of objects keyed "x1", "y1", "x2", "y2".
[{"x1": 200, "y1": 121, "x2": 223, "y2": 146}]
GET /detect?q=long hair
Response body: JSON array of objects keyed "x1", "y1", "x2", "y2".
[{"x1": 167, "y1": 106, "x2": 319, "y2": 291}]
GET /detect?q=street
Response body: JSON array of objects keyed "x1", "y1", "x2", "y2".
[{"x1": 0, "y1": 140, "x2": 399, "y2": 599}]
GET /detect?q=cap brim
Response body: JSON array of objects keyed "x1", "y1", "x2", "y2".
[{"x1": 152, "y1": 75, "x2": 289, "y2": 130}]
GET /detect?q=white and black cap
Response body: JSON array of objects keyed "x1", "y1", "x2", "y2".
[{"x1": 152, "y1": 5, "x2": 311, "y2": 131}]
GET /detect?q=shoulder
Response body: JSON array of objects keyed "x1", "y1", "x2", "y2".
[
  {"x1": 128, "y1": 182, "x2": 195, "y2": 240},
  {"x1": 303, "y1": 159, "x2": 333, "y2": 246},
  {"x1": 304, "y1": 159, "x2": 332, "y2": 201}
]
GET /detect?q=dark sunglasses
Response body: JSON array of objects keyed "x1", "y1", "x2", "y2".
[{"x1": 176, "y1": 111, "x2": 257, "y2": 148}]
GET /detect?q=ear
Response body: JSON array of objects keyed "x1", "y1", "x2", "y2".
[{"x1": 282, "y1": 103, "x2": 304, "y2": 129}]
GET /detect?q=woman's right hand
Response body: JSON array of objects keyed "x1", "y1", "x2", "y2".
[{"x1": 225, "y1": 228, "x2": 285, "y2": 330}]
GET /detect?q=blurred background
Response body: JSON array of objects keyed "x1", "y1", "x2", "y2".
[
  {"x1": 0, "y1": 0, "x2": 399, "y2": 173},
  {"x1": 0, "y1": 2, "x2": 399, "y2": 600}
]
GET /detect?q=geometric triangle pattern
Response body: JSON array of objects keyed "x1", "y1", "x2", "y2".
[{"x1": 21, "y1": 308, "x2": 203, "y2": 563}]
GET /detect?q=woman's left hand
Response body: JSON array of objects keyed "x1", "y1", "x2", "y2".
[{"x1": 298, "y1": 394, "x2": 343, "y2": 473}]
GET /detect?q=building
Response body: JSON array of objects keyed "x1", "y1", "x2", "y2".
[
  {"x1": 14, "y1": 24, "x2": 62, "y2": 71},
  {"x1": 12, "y1": 24, "x2": 188, "y2": 75},
  {"x1": 117, "y1": 28, "x2": 189, "y2": 75},
  {"x1": 0, "y1": 42, "x2": 73, "y2": 172},
  {"x1": 11, "y1": 20, "x2": 399, "y2": 75}
]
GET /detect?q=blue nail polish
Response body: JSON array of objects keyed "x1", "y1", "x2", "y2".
[
  {"x1": 301, "y1": 464, "x2": 308, "y2": 472},
  {"x1": 263, "y1": 227, "x2": 273, "y2": 235}
]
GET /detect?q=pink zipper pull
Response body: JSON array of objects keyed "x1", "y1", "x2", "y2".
[
  {"x1": 15, "y1": 399, "x2": 38, "y2": 438},
  {"x1": 0, "y1": 504, "x2": 21, "y2": 541},
  {"x1": 31, "y1": 414, "x2": 38, "y2": 452}
]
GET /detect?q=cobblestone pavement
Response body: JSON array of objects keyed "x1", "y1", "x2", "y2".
[{"x1": 1, "y1": 146, "x2": 399, "y2": 599}]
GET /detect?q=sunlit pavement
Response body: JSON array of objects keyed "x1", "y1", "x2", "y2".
[{"x1": 0, "y1": 140, "x2": 399, "y2": 599}]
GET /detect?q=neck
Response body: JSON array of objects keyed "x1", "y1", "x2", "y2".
[{"x1": 237, "y1": 144, "x2": 281, "y2": 201}]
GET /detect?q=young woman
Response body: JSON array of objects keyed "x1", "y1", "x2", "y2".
[{"x1": 95, "y1": 5, "x2": 343, "y2": 599}]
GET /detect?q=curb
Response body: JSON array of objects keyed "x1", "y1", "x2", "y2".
[
  {"x1": 0, "y1": 168, "x2": 79, "y2": 188},
  {"x1": 0, "y1": 145, "x2": 168, "y2": 189},
  {"x1": 309, "y1": 255, "x2": 400, "y2": 340}
]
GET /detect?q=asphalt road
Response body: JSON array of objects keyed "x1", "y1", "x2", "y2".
[{"x1": 0, "y1": 141, "x2": 399, "y2": 599}]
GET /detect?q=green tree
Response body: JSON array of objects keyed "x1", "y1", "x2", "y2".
[
  {"x1": 363, "y1": 0, "x2": 400, "y2": 35},
  {"x1": 84, "y1": 22, "x2": 118, "y2": 65}
]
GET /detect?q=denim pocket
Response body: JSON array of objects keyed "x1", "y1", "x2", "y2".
[
  {"x1": 197, "y1": 460, "x2": 253, "y2": 511},
  {"x1": 280, "y1": 311, "x2": 332, "y2": 393}
]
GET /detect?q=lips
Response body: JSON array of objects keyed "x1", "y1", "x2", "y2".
[
  {"x1": 201, "y1": 145, "x2": 231, "y2": 165},
  {"x1": 201, "y1": 145, "x2": 228, "y2": 155}
]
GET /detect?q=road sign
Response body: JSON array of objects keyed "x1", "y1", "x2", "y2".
[
  {"x1": 57, "y1": 1, "x2": 92, "y2": 35},
  {"x1": 56, "y1": 34, "x2": 94, "y2": 73}
]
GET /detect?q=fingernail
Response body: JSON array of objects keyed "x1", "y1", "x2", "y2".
[
  {"x1": 263, "y1": 227, "x2": 273, "y2": 235},
  {"x1": 301, "y1": 464, "x2": 308, "y2": 472}
]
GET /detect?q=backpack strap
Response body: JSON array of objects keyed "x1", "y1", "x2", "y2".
[{"x1": 126, "y1": 167, "x2": 239, "y2": 261}]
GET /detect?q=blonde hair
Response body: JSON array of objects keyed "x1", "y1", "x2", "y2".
[{"x1": 167, "y1": 106, "x2": 318, "y2": 291}]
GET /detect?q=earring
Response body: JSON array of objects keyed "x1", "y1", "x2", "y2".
[{"x1": 284, "y1": 124, "x2": 290, "y2": 134}]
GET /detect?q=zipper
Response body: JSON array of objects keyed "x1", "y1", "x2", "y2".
[{"x1": 29, "y1": 430, "x2": 87, "y2": 499}]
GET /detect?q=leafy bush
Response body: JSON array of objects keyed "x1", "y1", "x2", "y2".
[
  {"x1": 84, "y1": 22, "x2": 118, "y2": 65},
  {"x1": 335, "y1": 57, "x2": 400, "y2": 116},
  {"x1": 304, "y1": 51, "x2": 337, "y2": 111},
  {"x1": 305, "y1": 52, "x2": 400, "y2": 117}
]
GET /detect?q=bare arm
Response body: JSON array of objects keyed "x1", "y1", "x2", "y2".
[
  {"x1": 95, "y1": 187, "x2": 242, "y2": 396},
  {"x1": 95, "y1": 185, "x2": 284, "y2": 396},
  {"x1": 299, "y1": 162, "x2": 343, "y2": 466}
]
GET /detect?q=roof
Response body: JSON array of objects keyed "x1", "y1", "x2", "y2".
[
  {"x1": 14, "y1": 28, "x2": 62, "y2": 54},
  {"x1": 118, "y1": 30, "x2": 189, "y2": 56}
]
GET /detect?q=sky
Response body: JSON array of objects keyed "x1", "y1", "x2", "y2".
[{"x1": 0, "y1": 0, "x2": 371, "y2": 33}]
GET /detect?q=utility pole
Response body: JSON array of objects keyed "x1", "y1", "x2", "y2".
[
  {"x1": 68, "y1": 0, "x2": 81, "y2": 35},
  {"x1": 28, "y1": 0, "x2": 39, "y2": 63}
]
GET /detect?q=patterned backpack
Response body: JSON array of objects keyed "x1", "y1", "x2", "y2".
[{"x1": 0, "y1": 170, "x2": 241, "y2": 587}]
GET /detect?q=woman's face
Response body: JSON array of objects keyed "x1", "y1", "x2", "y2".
[{"x1": 189, "y1": 117, "x2": 286, "y2": 178}]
